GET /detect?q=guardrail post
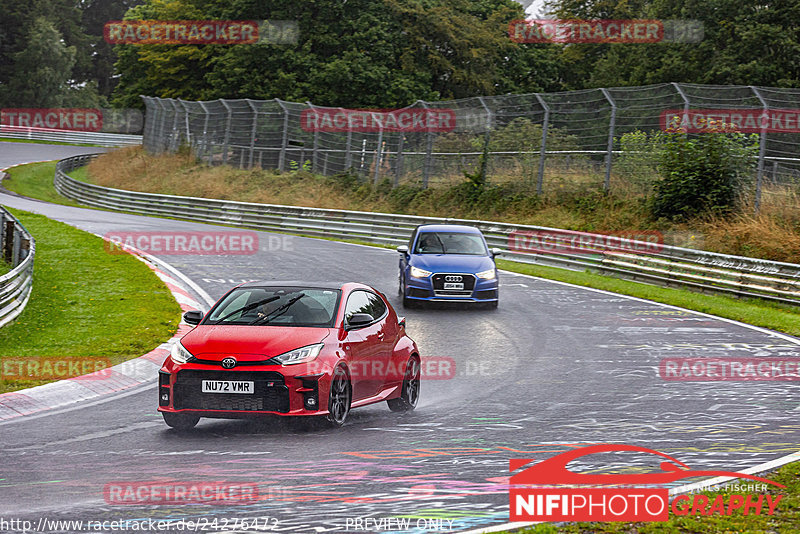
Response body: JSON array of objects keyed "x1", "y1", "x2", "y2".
[
  {"x1": 751, "y1": 86, "x2": 769, "y2": 214},
  {"x1": 4, "y1": 220, "x2": 14, "y2": 264},
  {"x1": 247, "y1": 99, "x2": 258, "y2": 169},
  {"x1": 600, "y1": 88, "x2": 616, "y2": 192},
  {"x1": 20, "y1": 236, "x2": 30, "y2": 261},
  {"x1": 534, "y1": 93, "x2": 550, "y2": 195}
]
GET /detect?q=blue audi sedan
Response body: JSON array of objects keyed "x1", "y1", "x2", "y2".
[{"x1": 397, "y1": 224, "x2": 501, "y2": 308}]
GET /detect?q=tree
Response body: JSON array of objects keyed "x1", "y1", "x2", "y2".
[
  {"x1": 3, "y1": 18, "x2": 77, "y2": 107},
  {"x1": 111, "y1": 0, "x2": 562, "y2": 108}
]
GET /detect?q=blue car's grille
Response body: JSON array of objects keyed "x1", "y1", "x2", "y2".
[{"x1": 431, "y1": 273, "x2": 476, "y2": 297}]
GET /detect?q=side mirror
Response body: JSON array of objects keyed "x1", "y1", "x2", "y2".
[
  {"x1": 183, "y1": 310, "x2": 203, "y2": 325},
  {"x1": 397, "y1": 245, "x2": 409, "y2": 254},
  {"x1": 398, "y1": 316, "x2": 406, "y2": 329},
  {"x1": 346, "y1": 313, "x2": 374, "y2": 330},
  {"x1": 490, "y1": 248, "x2": 503, "y2": 257}
]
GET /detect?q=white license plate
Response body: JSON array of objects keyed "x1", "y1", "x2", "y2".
[
  {"x1": 443, "y1": 282, "x2": 464, "y2": 290},
  {"x1": 201, "y1": 380, "x2": 254, "y2": 394}
]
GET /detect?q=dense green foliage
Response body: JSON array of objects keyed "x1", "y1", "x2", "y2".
[
  {"x1": 110, "y1": 0, "x2": 561, "y2": 108},
  {"x1": 651, "y1": 125, "x2": 759, "y2": 221},
  {"x1": 0, "y1": 0, "x2": 139, "y2": 107}
]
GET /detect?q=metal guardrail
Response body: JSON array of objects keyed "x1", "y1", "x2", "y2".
[
  {"x1": 0, "y1": 206, "x2": 35, "y2": 328},
  {"x1": 0, "y1": 125, "x2": 141, "y2": 147},
  {"x1": 55, "y1": 154, "x2": 800, "y2": 306}
]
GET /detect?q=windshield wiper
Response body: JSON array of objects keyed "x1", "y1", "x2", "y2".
[
  {"x1": 214, "y1": 296, "x2": 280, "y2": 323},
  {"x1": 249, "y1": 293, "x2": 305, "y2": 325},
  {"x1": 433, "y1": 233, "x2": 447, "y2": 254}
]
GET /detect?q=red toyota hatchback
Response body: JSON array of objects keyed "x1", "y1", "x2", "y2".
[{"x1": 158, "y1": 281, "x2": 420, "y2": 429}]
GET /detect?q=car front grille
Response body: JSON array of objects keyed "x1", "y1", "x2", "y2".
[
  {"x1": 173, "y1": 370, "x2": 289, "y2": 413},
  {"x1": 431, "y1": 273, "x2": 476, "y2": 297}
]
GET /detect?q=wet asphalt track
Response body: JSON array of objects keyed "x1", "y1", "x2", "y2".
[{"x1": 1, "y1": 142, "x2": 800, "y2": 533}]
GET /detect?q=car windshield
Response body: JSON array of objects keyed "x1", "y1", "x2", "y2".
[
  {"x1": 414, "y1": 232, "x2": 488, "y2": 255},
  {"x1": 204, "y1": 287, "x2": 340, "y2": 327}
]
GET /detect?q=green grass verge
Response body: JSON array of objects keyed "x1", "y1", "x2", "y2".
[
  {"x1": 496, "y1": 259, "x2": 800, "y2": 337},
  {"x1": 1, "y1": 161, "x2": 84, "y2": 207},
  {"x1": 511, "y1": 461, "x2": 799, "y2": 533},
  {"x1": 0, "y1": 208, "x2": 181, "y2": 393}
]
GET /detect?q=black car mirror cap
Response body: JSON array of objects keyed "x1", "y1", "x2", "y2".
[
  {"x1": 346, "y1": 313, "x2": 375, "y2": 330},
  {"x1": 183, "y1": 310, "x2": 203, "y2": 325},
  {"x1": 397, "y1": 245, "x2": 409, "y2": 254},
  {"x1": 490, "y1": 247, "x2": 503, "y2": 257}
]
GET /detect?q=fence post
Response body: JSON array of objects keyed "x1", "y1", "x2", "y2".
[
  {"x1": 178, "y1": 99, "x2": 192, "y2": 151},
  {"x1": 247, "y1": 99, "x2": 258, "y2": 169},
  {"x1": 750, "y1": 86, "x2": 769, "y2": 214},
  {"x1": 418, "y1": 100, "x2": 433, "y2": 188},
  {"x1": 220, "y1": 100, "x2": 232, "y2": 166},
  {"x1": 477, "y1": 97, "x2": 493, "y2": 183},
  {"x1": 306, "y1": 101, "x2": 320, "y2": 172},
  {"x1": 344, "y1": 108, "x2": 353, "y2": 171},
  {"x1": 169, "y1": 99, "x2": 181, "y2": 151},
  {"x1": 157, "y1": 99, "x2": 168, "y2": 154},
  {"x1": 373, "y1": 111, "x2": 384, "y2": 184},
  {"x1": 672, "y1": 82, "x2": 690, "y2": 123},
  {"x1": 600, "y1": 88, "x2": 616, "y2": 192},
  {"x1": 534, "y1": 93, "x2": 550, "y2": 195},
  {"x1": 276, "y1": 100, "x2": 290, "y2": 172},
  {"x1": 198, "y1": 101, "x2": 210, "y2": 163},
  {"x1": 394, "y1": 134, "x2": 405, "y2": 186}
]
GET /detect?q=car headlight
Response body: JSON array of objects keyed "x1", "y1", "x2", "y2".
[
  {"x1": 476, "y1": 268, "x2": 496, "y2": 280},
  {"x1": 273, "y1": 343, "x2": 324, "y2": 365},
  {"x1": 410, "y1": 266, "x2": 432, "y2": 278},
  {"x1": 170, "y1": 341, "x2": 193, "y2": 364}
]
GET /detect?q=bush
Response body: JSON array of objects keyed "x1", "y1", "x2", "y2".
[{"x1": 651, "y1": 119, "x2": 758, "y2": 221}]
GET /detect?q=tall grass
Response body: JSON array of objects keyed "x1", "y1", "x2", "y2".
[{"x1": 85, "y1": 147, "x2": 800, "y2": 263}]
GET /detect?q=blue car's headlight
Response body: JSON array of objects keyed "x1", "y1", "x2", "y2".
[
  {"x1": 273, "y1": 343, "x2": 324, "y2": 365},
  {"x1": 410, "y1": 266, "x2": 432, "y2": 278},
  {"x1": 476, "y1": 268, "x2": 496, "y2": 280}
]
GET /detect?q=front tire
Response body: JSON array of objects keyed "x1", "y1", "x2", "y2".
[
  {"x1": 388, "y1": 357, "x2": 420, "y2": 412},
  {"x1": 162, "y1": 412, "x2": 199, "y2": 430},
  {"x1": 326, "y1": 365, "x2": 351, "y2": 427}
]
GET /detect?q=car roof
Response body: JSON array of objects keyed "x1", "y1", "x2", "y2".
[{"x1": 415, "y1": 224, "x2": 482, "y2": 234}]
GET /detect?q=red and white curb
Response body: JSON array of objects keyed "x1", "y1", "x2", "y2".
[{"x1": 0, "y1": 240, "x2": 214, "y2": 422}]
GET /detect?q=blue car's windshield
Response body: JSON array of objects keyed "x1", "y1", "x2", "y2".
[{"x1": 414, "y1": 232, "x2": 488, "y2": 255}]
